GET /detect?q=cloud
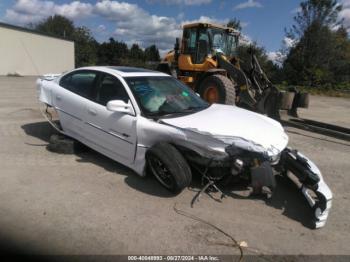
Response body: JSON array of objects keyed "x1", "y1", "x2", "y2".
[
  {"x1": 4, "y1": 0, "x2": 241, "y2": 53},
  {"x1": 267, "y1": 51, "x2": 286, "y2": 65},
  {"x1": 240, "y1": 22, "x2": 249, "y2": 28},
  {"x1": 267, "y1": 51, "x2": 281, "y2": 62},
  {"x1": 283, "y1": 37, "x2": 297, "y2": 49},
  {"x1": 340, "y1": 8, "x2": 350, "y2": 24},
  {"x1": 177, "y1": 12, "x2": 185, "y2": 21},
  {"x1": 291, "y1": 7, "x2": 301, "y2": 14},
  {"x1": 4, "y1": 0, "x2": 182, "y2": 50},
  {"x1": 267, "y1": 37, "x2": 299, "y2": 65},
  {"x1": 94, "y1": 0, "x2": 145, "y2": 22},
  {"x1": 340, "y1": 0, "x2": 350, "y2": 31},
  {"x1": 5, "y1": 0, "x2": 93, "y2": 24},
  {"x1": 146, "y1": 0, "x2": 211, "y2": 6},
  {"x1": 234, "y1": 0, "x2": 262, "y2": 10},
  {"x1": 92, "y1": 0, "x2": 182, "y2": 50},
  {"x1": 95, "y1": 1, "x2": 186, "y2": 53},
  {"x1": 97, "y1": 25, "x2": 106, "y2": 32},
  {"x1": 239, "y1": 34, "x2": 252, "y2": 46},
  {"x1": 341, "y1": 0, "x2": 350, "y2": 6},
  {"x1": 55, "y1": 1, "x2": 93, "y2": 19},
  {"x1": 181, "y1": 16, "x2": 229, "y2": 26}
]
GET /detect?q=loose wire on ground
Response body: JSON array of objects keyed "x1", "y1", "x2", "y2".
[
  {"x1": 173, "y1": 203, "x2": 244, "y2": 262},
  {"x1": 24, "y1": 142, "x2": 48, "y2": 146},
  {"x1": 173, "y1": 203, "x2": 276, "y2": 261}
]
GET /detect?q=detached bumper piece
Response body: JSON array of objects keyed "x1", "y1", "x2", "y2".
[{"x1": 281, "y1": 148, "x2": 332, "y2": 228}]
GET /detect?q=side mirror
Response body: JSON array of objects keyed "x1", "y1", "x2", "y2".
[{"x1": 106, "y1": 100, "x2": 134, "y2": 115}]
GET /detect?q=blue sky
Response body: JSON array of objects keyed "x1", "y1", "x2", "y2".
[
  {"x1": 130, "y1": 0, "x2": 301, "y2": 52},
  {"x1": 1, "y1": 0, "x2": 349, "y2": 59}
]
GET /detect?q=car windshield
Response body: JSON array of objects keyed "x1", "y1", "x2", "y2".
[{"x1": 125, "y1": 76, "x2": 209, "y2": 118}]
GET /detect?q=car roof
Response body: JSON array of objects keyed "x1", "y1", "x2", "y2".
[{"x1": 75, "y1": 66, "x2": 170, "y2": 77}]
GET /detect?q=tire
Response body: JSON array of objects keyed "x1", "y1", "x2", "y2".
[
  {"x1": 297, "y1": 93, "x2": 310, "y2": 108},
  {"x1": 198, "y1": 74, "x2": 236, "y2": 105},
  {"x1": 146, "y1": 143, "x2": 192, "y2": 194}
]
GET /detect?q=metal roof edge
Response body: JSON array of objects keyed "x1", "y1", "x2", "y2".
[{"x1": 0, "y1": 22, "x2": 75, "y2": 43}]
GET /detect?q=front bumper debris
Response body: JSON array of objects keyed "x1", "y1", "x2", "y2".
[{"x1": 281, "y1": 148, "x2": 332, "y2": 228}]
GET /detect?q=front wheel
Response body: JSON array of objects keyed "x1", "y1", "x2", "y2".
[
  {"x1": 147, "y1": 143, "x2": 192, "y2": 194},
  {"x1": 198, "y1": 74, "x2": 236, "y2": 105}
]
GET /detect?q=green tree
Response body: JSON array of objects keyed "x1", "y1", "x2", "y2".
[
  {"x1": 283, "y1": 0, "x2": 348, "y2": 87},
  {"x1": 34, "y1": 15, "x2": 164, "y2": 68},
  {"x1": 74, "y1": 26, "x2": 98, "y2": 67},
  {"x1": 330, "y1": 27, "x2": 350, "y2": 83},
  {"x1": 130, "y1": 44, "x2": 144, "y2": 60},
  {"x1": 227, "y1": 18, "x2": 242, "y2": 31},
  {"x1": 287, "y1": 0, "x2": 342, "y2": 39},
  {"x1": 237, "y1": 43, "x2": 283, "y2": 83},
  {"x1": 226, "y1": 18, "x2": 282, "y2": 82},
  {"x1": 144, "y1": 45, "x2": 160, "y2": 61},
  {"x1": 35, "y1": 15, "x2": 75, "y2": 39},
  {"x1": 96, "y1": 42, "x2": 112, "y2": 65},
  {"x1": 34, "y1": 15, "x2": 98, "y2": 67},
  {"x1": 96, "y1": 38, "x2": 129, "y2": 66}
]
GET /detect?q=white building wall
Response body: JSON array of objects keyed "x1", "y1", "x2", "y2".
[{"x1": 0, "y1": 25, "x2": 74, "y2": 76}]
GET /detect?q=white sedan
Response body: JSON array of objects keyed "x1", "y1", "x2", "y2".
[{"x1": 37, "y1": 66, "x2": 332, "y2": 228}]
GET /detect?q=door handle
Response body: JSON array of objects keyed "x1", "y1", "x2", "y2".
[
  {"x1": 56, "y1": 95, "x2": 62, "y2": 101},
  {"x1": 88, "y1": 108, "x2": 97, "y2": 116}
]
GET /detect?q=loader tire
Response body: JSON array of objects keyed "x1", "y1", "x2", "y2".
[
  {"x1": 147, "y1": 143, "x2": 192, "y2": 194},
  {"x1": 297, "y1": 92, "x2": 310, "y2": 108},
  {"x1": 198, "y1": 74, "x2": 236, "y2": 105}
]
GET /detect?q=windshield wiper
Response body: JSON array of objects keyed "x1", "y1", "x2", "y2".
[
  {"x1": 182, "y1": 105, "x2": 209, "y2": 112},
  {"x1": 147, "y1": 108, "x2": 182, "y2": 118},
  {"x1": 146, "y1": 105, "x2": 209, "y2": 119}
]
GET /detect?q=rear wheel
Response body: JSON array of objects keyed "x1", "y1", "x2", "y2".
[
  {"x1": 147, "y1": 143, "x2": 192, "y2": 194},
  {"x1": 198, "y1": 74, "x2": 236, "y2": 105}
]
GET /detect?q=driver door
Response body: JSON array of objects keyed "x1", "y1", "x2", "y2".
[{"x1": 84, "y1": 72, "x2": 137, "y2": 163}]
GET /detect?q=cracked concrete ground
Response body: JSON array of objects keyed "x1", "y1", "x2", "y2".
[{"x1": 0, "y1": 76, "x2": 349, "y2": 256}]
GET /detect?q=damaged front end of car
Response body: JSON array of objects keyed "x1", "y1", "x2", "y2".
[
  {"x1": 277, "y1": 148, "x2": 332, "y2": 228},
  {"x1": 168, "y1": 126, "x2": 332, "y2": 229}
]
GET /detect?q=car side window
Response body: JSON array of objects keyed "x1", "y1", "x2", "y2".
[
  {"x1": 95, "y1": 73, "x2": 129, "y2": 106},
  {"x1": 59, "y1": 71, "x2": 98, "y2": 99}
]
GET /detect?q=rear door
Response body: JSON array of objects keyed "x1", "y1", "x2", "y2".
[
  {"x1": 84, "y1": 72, "x2": 137, "y2": 163},
  {"x1": 54, "y1": 70, "x2": 98, "y2": 140}
]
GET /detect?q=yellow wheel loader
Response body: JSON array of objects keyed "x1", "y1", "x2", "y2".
[{"x1": 157, "y1": 23, "x2": 308, "y2": 119}]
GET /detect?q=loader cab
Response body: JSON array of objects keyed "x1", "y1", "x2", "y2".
[
  {"x1": 159, "y1": 23, "x2": 241, "y2": 105},
  {"x1": 181, "y1": 23, "x2": 239, "y2": 65}
]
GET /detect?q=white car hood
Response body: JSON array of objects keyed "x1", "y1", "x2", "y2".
[{"x1": 161, "y1": 104, "x2": 289, "y2": 155}]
